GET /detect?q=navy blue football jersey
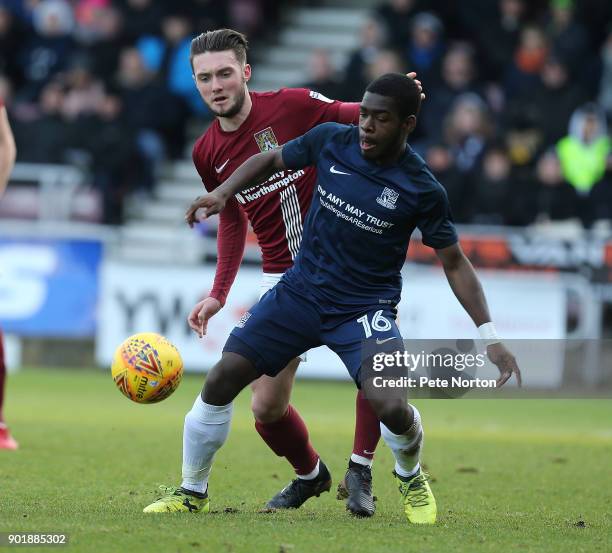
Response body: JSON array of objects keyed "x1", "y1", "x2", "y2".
[{"x1": 281, "y1": 122, "x2": 458, "y2": 308}]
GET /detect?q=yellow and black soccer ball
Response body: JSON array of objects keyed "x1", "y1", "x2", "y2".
[{"x1": 111, "y1": 332, "x2": 183, "y2": 404}]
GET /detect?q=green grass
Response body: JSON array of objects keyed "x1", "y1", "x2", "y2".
[{"x1": 1, "y1": 368, "x2": 611, "y2": 553}]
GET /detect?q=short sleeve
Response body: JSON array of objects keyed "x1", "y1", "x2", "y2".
[
  {"x1": 416, "y1": 184, "x2": 458, "y2": 249},
  {"x1": 282, "y1": 122, "x2": 343, "y2": 170}
]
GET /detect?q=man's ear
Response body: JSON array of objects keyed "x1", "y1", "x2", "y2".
[
  {"x1": 244, "y1": 63, "x2": 251, "y2": 82},
  {"x1": 404, "y1": 114, "x2": 417, "y2": 134}
]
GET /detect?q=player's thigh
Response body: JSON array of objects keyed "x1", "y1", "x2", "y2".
[
  {"x1": 250, "y1": 357, "x2": 300, "y2": 422},
  {"x1": 224, "y1": 283, "x2": 320, "y2": 379},
  {"x1": 323, "y1": 307, "x2": 403, "y2": 385}
]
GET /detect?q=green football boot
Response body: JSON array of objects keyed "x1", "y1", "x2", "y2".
[
  {"x1": 395, "y1": 470, "x2": 437, "y2": 524},
  {"x1": 143, "y1": 486, "x2": 210, "y2": 513}
]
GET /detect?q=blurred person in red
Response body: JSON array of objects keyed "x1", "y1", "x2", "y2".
[
  {"x1": 504, "y1": 25, "x2": 549, "y2": 99},
  {"x1": 0, "y1": 95, "x2": 18, "y2": 450},
  {"x1": 142, "y1": 28, "x2": 425, "y2": 519}
]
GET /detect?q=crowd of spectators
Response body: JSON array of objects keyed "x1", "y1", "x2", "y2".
[
  {"x1": 1, "y1": 0, "x2": 611, "y2": 227},
  {"x1": 0, "y1": 0, "x2": 279, "y2": 223},
  {"x1": 301, "y1": 0, "x2": 612, "y2": 228}
]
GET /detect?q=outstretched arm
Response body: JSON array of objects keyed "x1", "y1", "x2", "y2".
[
  {"x1": 0, "y1": 101, "x2": 16, "y2": 198},
  {"x1": 436, "y1": 243, "x2": 522, "y2": 387},
  {"x1": 186, "y1": 148, "x2": 286, "y2": 225},
  {"x1": 435, "y1": 243, "x2": 491, "y2": 326}
]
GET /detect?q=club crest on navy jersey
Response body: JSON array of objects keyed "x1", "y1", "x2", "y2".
[
  {"x1": 254, "y1": 127, "x2": 279, "y2": 152},
  {"x1": 376, "y1": 187, "x2": 399, "y2": 210}
]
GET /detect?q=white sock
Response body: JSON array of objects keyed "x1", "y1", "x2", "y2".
[
  {"x1": 350, "y1": 453, "x2": 373, "y2": 467},
  {"x1": 297, "y1": 459, "x2": 320, "y2": 480},
  {"x1": 180, "y1": 395, "x2": 233, "y2": 494},
  {"x1": 380, "y1": 404, "x2": 423, "y2": 479}
]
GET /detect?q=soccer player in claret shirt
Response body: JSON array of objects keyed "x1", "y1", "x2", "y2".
[
  {"x1": 177, "y1": 73, "x2": 521, "y2": 525},
  {"x1": 0, "y1": 97, "x2": 18, "y2": 450},
  {"x1": 143, "y1": 29, "x2": 422, "y2": 517}
]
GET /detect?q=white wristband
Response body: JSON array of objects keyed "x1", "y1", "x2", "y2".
[{"x1": 478, "y1": 322, "x2": 501, "y2": 345}]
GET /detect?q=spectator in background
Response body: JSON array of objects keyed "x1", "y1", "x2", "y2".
[
  {"x1": 78, "y1": 91, "x2": 138, "y2": 224},
  {"x1": 61, "y1": 63, "x2": 105, "y2": 120},
  {"x1": 18, "y1": 0, "x2": 76, "y2": 100},
  {"x1": 300, "y1": 49, "x2": 347, "y2": 101},
  {"x1": 178, "y1": 0, "x2": 227, "y2": 33},
  {"x1": 343, "y1": 17, "x2": 386, "y2": 101},
  {"x1": 419, "y1": 42, "x2": 483, "y2": 142},
  {"x1": 13, "y1": 80, "x2": 70, "y2": 163},
  {"x1": 504, "y1": 25, "x2": 548, "y2": 99},
  {"x1": 443, "y1": 93, "x2": 493, "y2": 176},
  {"x1": 363, "y1": 49, "x2": 405, "y2": 83},
  {"x1": 477, "y1": 0, "x2": 526, "y2": 82},
  {"x1": 469, "y1": 146, "x2": 513, "y2": 225},
  {"x1": 138, "y1": 11, "x2": 206, "y2": 127},
  {"x1": 534, "y1": 149, "x2": 577, "y2": 222},
  {"x1": 114, "y1": 47, "x2": 181, "y2": 189},
  {"x1": 556, "y1": 103, "x2": 611, "y2": 226},
  {"x1": 598, "y1": 27, "x2": 612, "y2": 120},
  {"x1": 0, "y1": 5, "x2": 26, "y2": 89},
  {"x1": 513, "y1": 56, "x2": 586, "y2": 147},
  {"x1": 545, "y1": 0, "x2": 589, "y2": 75},
  {"x1": 375, "y1": 0, "x2": 424, "y2": 51},
  {"x1": 503, "y1": 102, "x2": 543, "y2": 169},
  {"x1": 119, "y1": 0, "x2": 163, "y2": 44},
  {"x1": 405, "y1": 12, "x2": 445, "y2": 86},
  {"x1": 227, "y1": 0, "x2": 264, "y2": 38},
  {"x1": 81, "y1": 4, "x2": 126, "y2": 84},
  {"x1": 425, "y1": 142, "x2": 468, "y2": 222}
]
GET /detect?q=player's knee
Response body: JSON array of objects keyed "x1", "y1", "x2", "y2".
[
  {"x1": 251, "y1": 393, "x2": 288, "y2": 423},
  {"x1": 202, "y1": 353, "x2": 257, "y2": 405},
  {"x1": 377, "y1": 402, "x2": 411, "y2": 435}
]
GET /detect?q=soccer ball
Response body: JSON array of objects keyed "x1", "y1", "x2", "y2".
[{"x1": 111, "y1": 332, "x2": 183, "y2": 403}]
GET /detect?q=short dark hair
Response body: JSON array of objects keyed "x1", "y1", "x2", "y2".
[
  {"x1": 190, "y1": 28, "x2": 248, "y2": 69},
  {"x1": 365, "y1": 73, "x2": 421, "y2": 119}
]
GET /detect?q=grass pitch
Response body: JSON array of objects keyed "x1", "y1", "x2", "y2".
[{"x1": 1, "y1": 368, "x2": 610, "y2": 553}]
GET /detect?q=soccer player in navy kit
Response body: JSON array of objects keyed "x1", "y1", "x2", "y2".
[
  {"x1": 143, "y1": 29, "x2": 425, "y2": 517},
  {"x1": 178, "y1": 73, "x2": 522, "y2": 524}
]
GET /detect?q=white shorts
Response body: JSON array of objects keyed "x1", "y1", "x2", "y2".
[{"x1": 260, "y1": 272, "x2": 307, "y2": 362}]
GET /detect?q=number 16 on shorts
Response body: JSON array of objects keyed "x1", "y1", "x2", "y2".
[{"x1": 356, "y1": 309, "x2": 393, "y2": 338}]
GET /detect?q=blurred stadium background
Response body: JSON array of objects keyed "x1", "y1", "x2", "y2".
[{"x1": 1, "y1": 0, "x2": 612, "y2": 387}]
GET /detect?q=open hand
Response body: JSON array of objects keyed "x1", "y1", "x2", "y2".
[
  {"x1": 187, "y1": 297, "x2": 222, "y2": 338},
  {"x1": 487, "y1": 342, "x2": 522, "y2": 387}
]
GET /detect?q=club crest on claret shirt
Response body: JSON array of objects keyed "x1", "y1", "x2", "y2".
[
  {"x1": 376, "y1": 187, "x2": 399, "y2": 210},
  {"x1": 254, "y1": 127, "x2": 279, "y2": 152}
]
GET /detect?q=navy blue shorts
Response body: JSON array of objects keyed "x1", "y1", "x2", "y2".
[{"x1": 223, "y1": 280, "x2": 403, "y2": 384}]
